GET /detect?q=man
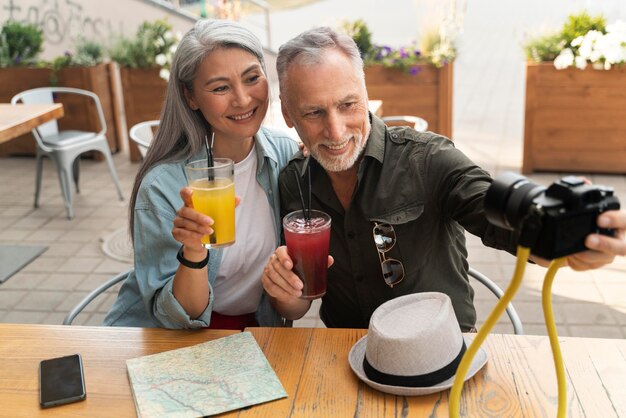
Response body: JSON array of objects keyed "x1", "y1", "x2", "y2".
[{"x1": 262, "y1": 27, "x2": 626, "y2": 331}]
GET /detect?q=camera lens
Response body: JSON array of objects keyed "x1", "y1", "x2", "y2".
[{"x1": 484, "y1": 172, "x2": 546, "y2": 230}]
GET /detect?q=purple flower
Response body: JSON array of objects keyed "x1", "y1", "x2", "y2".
[
  {"x1": 414, "y1": 49, "x2": 421, "y2": 57},
  {"x1": 409, "y1": 65, "x2": 421, "y2": 75},
  {"x1": 64, "y1": 50, "x2": 72, "y2": 57},
  {"x1": 14, "y1": 55, "x2": 21, "y2": 65},
  {"x1": 399, "y1": 48, "x2": 408, "y2": 58}
]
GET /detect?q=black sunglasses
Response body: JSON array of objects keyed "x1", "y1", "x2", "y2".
[{"x1": 372, "y1": 222, "x2": 405, "y2": 288}]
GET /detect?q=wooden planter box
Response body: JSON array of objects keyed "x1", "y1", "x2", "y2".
[
  {"x1": 364, "y1": 63, "x2": 453, "y2": 138},
  {"x1": 0, "y1": 64, "x2": 120, "y2": 158},
  {"x1": 119, "y1": 67, "x2": 167, "y2": 162},
  {"x1": 523, "y1": 63, "x2": 626, "y2": 174}
]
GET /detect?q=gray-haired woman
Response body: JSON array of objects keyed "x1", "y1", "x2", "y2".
[{"x1": 104, "y1": 19, "x2": 298, "y2": 330}]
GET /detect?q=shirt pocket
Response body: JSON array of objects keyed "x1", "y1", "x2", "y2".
[
  {"x1": 369, "y1": 202, "x2": 424, "y2": 225},
  {"x1": 368, "y1": 202, "x2": 426, "y2": 279}
]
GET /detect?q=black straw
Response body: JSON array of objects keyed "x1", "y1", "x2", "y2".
[
  {"x1": 205, "y1": 133, "x2": 214, "y2": 181},
  {"x1": 293, "y1": 171, "x2": 309, "y2": 221},
  {"x1": 307, "y1": 165, "x2": 311, "y2": 221}
]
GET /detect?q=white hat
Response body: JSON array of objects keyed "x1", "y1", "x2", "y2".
[{"x1": 349, "y1": 292, "x2": 487, "y2": 396}]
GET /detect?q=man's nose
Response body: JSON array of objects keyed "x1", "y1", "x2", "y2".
[{"x1": 324, "y1": 111, "x2": 346, "y2": 140}]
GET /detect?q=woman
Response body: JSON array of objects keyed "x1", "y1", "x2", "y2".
[{"x1": 104, "y1": 19, "x2": 298, "y2": 329}]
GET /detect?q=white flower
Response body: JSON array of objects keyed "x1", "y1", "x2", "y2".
[
  {"x1": 571, "y1": 35, "x2": 584, "y2": 47},
  {"x1": 159, "y1": 68, "x2": 170, "y2": 81},
  {"x1": 155, "y1": 54, "x2": 167, "y2": 66},
  {"x1": 606, "y1": 20, "x2": 626, "y2": 39},
  {"x1": 574, "y1": 55, "x2": 587, "y2": 70},
  {"x1": 169, "y1": 44, "x2": 177, "y2": 54},
  {"x1": 554, "y1": 48, "x2": 574, "y2": 69},
  {"x1": 164, "y1": 31, "x2": 173, "y2": 41}
]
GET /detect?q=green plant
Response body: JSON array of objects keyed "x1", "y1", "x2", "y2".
[
  {"x1": 340, "y1": 19, "x2": 373, "y2": 59},
  {"x1": 0, "y1": 20, "x2": 44, "y2": 67},
  {"x1": 110, "y1": 18, "x2": 178, "y2": 70},
  {"x1": 73, "y1": 38, "x2": 104, "y2": 66},
  {"x1": 523, "y1": 32, "x2": 565, "y2": 63},
  {"x1": 340, "y1": 19, "x2": 456, "y2": 73},
  {"x1": 523, "y1": 11, "x2": 611, "y2": 64},
  {"x1": 560, "y1": 11, "x2": 606, "y2": 45}
]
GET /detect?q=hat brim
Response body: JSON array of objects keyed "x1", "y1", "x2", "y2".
[{"x1": 348, "y1": 334, "x2": 488, "y2": 396}]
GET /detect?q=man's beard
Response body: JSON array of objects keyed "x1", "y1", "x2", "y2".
[{"x1": 310, "y1": 124, "x2": 370, "y2": 172}]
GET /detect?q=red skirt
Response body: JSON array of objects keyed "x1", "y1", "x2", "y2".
[{"x1": 207, "y1": 311, "x2": 258, "y2": 331}]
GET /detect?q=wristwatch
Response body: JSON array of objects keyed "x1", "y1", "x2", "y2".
[{"x1": 176, "y1": 245, "x2": 209, "y2": 269}]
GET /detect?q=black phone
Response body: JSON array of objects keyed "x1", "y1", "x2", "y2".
[{"x1": 39, "y1": 354, "x2": 87, "y2": 408}]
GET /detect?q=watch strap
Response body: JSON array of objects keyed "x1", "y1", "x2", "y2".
[{"x1": 176, "y1": 245, "x2": 209, "y2": 269}]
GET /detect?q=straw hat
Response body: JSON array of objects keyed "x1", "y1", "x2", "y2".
[{"x1": 348, "y1": 292, "x2": 487, "y2": 396}]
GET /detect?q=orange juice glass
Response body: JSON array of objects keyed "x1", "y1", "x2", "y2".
[{"x1": 185, "y1": 158, "x2": 235, "y2": 248}]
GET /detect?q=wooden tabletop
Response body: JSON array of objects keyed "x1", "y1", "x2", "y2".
[
  {"x1": 230, "y1": 327, "x2": 626, "y2": 418},
  {"x1": 1, "y1": 324, "x2": 624, "y2": 417},
  {"x1": 0, "y1": 324, "x2": 237, "y2": 417},
  {"x1": 0, "y1": 103, "x2": 64, "y2": 144}
]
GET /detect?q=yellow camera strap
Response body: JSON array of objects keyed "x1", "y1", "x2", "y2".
[{"x1": 449, "y1": 247, "x2": 568, "y2": 418}]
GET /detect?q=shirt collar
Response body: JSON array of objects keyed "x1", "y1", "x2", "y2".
[{"x1": 363, "y1": 113, "x2": 386, "y2": 164}]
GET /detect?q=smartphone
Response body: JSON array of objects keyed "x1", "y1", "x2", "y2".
[{"x1": 39, "y1": 354, "x2": 87, "y2": 408}]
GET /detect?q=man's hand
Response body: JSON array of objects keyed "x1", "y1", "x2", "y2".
[
  {"x1": 567, "y1": 210, "x2": 626, "y2": 271},
  {"x1": 262, "y1": 246, "x2": 333, "y2": 320}
]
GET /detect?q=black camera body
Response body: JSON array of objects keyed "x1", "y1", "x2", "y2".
[{"x1": 485, "y1": 173, "x2": 620, "y2": 260}]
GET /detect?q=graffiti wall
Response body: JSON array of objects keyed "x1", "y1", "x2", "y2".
[{"x1": 0, "y1": 0, "x2": 195, "y2": 59}]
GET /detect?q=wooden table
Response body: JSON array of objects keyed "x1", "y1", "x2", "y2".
[
  {"x1": 1, "y1": 324, "x2": 624, "y2": 417},
  {"x1": 0, "y1": 324, "x2": 237, "y2": 417},
  {"x1": 0, "y1": 103, "x2": 64, "y2": 144},
  {"x1": 233, "y1": 328, "x2": 626, "y2": 418}
]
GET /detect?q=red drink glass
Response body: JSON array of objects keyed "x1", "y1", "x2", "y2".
[{"x1": 283, "y1": 210, "x2": 331, "y2": 299}]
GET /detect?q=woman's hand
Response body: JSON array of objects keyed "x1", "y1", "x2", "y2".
[{"x1": 172, "y1": 187, "x2": 214, "y2": 255}]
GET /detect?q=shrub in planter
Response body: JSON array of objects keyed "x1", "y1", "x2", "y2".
[
  {"x1": 341, "y1": 19, "x2": 457, "y2": 138},
  {"x1": 522, "y1": 11, "x2": 626, "y2": 174},
  {"x1": 0, "y1": 21, "x2": 43, "y2": 67},
  {"x1": 110, "y1": 18, "x2": 180, "y2": 161}
]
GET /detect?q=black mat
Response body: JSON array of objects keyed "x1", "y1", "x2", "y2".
[{"x1": 0, "y1": 245, "x2": 48, "y2": 283}]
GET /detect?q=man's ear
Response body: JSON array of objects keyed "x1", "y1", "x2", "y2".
[
  {"x1": 280, "y1": 95, "x2": 294, "y2": 128},
  {"x1": 182, "y1": 84, "x2": 199, "y2": 110}
]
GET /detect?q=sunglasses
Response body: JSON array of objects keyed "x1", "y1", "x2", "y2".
[{"x1": 372, "y1": 222, "x2": 405, "y2": 288}]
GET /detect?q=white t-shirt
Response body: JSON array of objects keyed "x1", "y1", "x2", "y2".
[{"x1": 212, "y1": 144, "x2": 275, "y2": 315}]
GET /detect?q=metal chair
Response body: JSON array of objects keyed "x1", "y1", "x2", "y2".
[
  {"x1": 63, "y1": 269, "x2": 131, "y2": 325},
  {"x1": 469, "y1": 267, "x2": 524, "y2": 335},
  {"x1": 11, "y1": 87, "x2": 124, "y2": 219},
  {"x1": 129, "y1": 120, "x2": 159, "y2": 158},
  {"x1": 382, "y1": 115, "x2": 428, "y2": 132}
]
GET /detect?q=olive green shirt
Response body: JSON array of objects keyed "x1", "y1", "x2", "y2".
[{"x1": 279, "y1": 115, "x2": 517, "y2": 331}]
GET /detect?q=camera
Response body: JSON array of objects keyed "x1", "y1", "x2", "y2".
[{"x1": 484, "y1": 172, "x2": 620, "y2": 259}]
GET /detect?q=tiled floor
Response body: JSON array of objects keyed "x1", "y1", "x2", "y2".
[{"x1": 1, "y1": 0, "x2": 625, "y2": 337}]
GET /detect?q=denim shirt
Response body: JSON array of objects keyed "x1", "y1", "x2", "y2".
[{"x1": 103, "y1": 127, "x2": 298, "y2": 328}]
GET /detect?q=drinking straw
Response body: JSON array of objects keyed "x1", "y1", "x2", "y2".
[
  {"x1": 293, "y1": 171, "x2": 309, "y2": 221},
  {"x1": 307, "y1": 165, "x2": 312, "y2": 221},
  {"x1": 205, "y1": 133, "x2": 215, "y2": 181}
]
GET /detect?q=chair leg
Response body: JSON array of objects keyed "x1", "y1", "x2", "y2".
[
  {"x1": 101, "y1": 148, "x2": 124, "y2": 201},
  {"x1": 57, "y1": 165, "x2": 74, "y2": 220},
  {"x1": 34, "y1": 154, "x2": 44, "y2": 208},
  {"x1": 73, "y1": 157, "x2": 80, "y2": 194}
]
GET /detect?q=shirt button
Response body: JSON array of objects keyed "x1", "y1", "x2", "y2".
[
  {"x1": 347, "y1": 231, "x2": 355, "y2": 239},
  {"x1": 391, "y1": 133, "x2": 398, "y2": 139}
]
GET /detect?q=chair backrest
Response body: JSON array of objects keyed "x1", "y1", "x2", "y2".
[
  {"x1": 382, "y1": 115, "x2": 429, "y2": 132},
  {"x1": 11, "y1": 87, "x2": 107, "y2": 141},
  {"x1": 129, "y1": 120, "x2": 159, "y2": 158},
  {"x1": 468, "y1": 267, "x2": 524, "y2": 335},
  {"x1": 63, "y1": 269, "x2": 131, "y2": 325}
]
